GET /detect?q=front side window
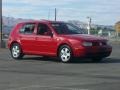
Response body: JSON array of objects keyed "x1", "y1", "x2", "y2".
[
  {"x1": 37, "y1": 23, "x2": 51, "y2": 36},
  {"x1": 51, "y1": 22, "x2": 85, "y2": 34},
  {"x1": 19, "y1": 23, "x2": 35, "y2": 34}
]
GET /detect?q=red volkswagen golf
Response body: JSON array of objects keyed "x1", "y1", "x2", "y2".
[{"x1": 8, "y1": 20, "x2": 112, "y2": 63}]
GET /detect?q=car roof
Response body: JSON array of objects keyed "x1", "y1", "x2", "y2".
[{"x1": 18, "y1": 20, "x2": 65, "y2": 24}]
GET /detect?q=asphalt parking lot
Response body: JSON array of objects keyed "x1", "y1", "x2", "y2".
[{"x1": 0, "y1": 43, "x2": 120, "y2": 90}]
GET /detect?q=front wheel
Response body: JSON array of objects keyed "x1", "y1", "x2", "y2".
[
  {"x1": 10, "y1": 43, "x2": 24, "y2": 59},
  {"x1": 58, "y1": 45, "x2": 72, "y2": 63}
]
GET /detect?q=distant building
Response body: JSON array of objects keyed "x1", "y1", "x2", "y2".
[
  {"x1": 98, "y1": 27, "x2": 115, "y2": 38},
  {"x1": 115, "y1": 21, "x2": 120, "y2": 36}
]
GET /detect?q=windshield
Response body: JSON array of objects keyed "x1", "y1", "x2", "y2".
[{"x1": 51, "y1": 22, "x2": 85, "y2": 34}]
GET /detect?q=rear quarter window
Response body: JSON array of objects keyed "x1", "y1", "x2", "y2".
[{"x1": 19, "y1": 23, "x2": 35, "y2": 34}]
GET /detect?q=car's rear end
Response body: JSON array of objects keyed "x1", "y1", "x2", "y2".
[{"x1": 8, "y1": 23, "x2": 22, "y2": 49}]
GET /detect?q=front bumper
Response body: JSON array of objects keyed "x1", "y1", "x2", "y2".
[{"x1": 73, "y1": 45, "x2": 112, "y2": 58}]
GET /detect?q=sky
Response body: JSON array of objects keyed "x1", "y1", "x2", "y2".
[{"x1": 2, "y1": 0, "x2": 120, "y2": 25}]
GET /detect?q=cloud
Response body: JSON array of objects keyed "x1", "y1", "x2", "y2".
[
  {"x1": 3, "y1": 0, "x2": 79, "y2": 7},
  {"x1": 2, "y1": 0, "x2": 120, "y2": 25}
]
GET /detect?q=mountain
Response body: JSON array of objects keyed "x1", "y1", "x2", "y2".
[
  {"x1": 68, "y1": 20, "x2": 114, "y2": 31},
  {"x1": 2, "y1": 16, "x2": 115, "y2": 34},
  {"x1": 2, "y1": 16, "x2": 33, "y2": 26},
  {"x1": 2, "y1": 16, "x2": 33, "y2": 34}
]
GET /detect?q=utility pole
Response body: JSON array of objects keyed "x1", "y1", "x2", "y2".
[
  {"x1": 0, "y1": 13, "x2": 3, "y2": 48},
  {"x1": 55, "y1": 8, "x2": 57, "y2": 21},
  {"x1": 0, "y1": 1, "x2": 3, "y2": 48},
  {"x1": 87, "y1": 17, "x2": 91, "y2": 35}
]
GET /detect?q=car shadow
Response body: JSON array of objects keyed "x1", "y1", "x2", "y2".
[
  {"x1": 70, "y1": 58, "x2": 120, "y2": 64},
  {"x1": 20, "y1": 56, "x2": 120, "y2": 64},
  {"x1": 21, "y1": 56, "x2": 60, "y2": 63}
]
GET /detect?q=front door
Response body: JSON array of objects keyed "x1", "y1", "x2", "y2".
[{"x1": 35, "y1": 23, "x2": 57, "y2": 56}]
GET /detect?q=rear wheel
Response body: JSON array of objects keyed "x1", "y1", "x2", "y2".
[
  {"x1": 11, "y1": 43, "x2": 24, "y2": 59},
  {"x1": 59, "y1": 45, "x2": 72, "y2": 63}
]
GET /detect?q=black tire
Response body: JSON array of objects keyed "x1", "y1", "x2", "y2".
[
  {"x1": 58, "y1": 45, "x2": 72, "y2": 63},
  {"x1": 91, "y1": 58, "x2": 103, "y2": 62},
  {"x1": 10, "y1": 43, "x2": 24, "y2": 59}
]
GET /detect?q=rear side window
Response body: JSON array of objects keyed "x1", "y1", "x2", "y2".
[{"x1": 19, "y1": 23, "x2": 35, "y2": 34}]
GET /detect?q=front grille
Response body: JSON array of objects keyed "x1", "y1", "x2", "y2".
[
  {"x1": 92, "y1": 42, "x2": 107, "y2": 46},
  {"x1": 92, "y1": 42, "x2": 99, "y2": 46}
]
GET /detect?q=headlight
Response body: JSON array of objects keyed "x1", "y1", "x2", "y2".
[{"x1": 83, "y1": 42, "x2": 92, "y2": 46}]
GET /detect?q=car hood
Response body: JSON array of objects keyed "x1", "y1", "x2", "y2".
[{"x1": 60, "y1": 34, "x2": 107, "y2": 41}]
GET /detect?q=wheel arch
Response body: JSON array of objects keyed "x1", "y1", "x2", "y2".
[
  {"x1": 57, "y1": 43, "x2": 73, "y2": 57},
  {"x1": 10, "y1": 41, "x2": 20, "y2": 50}
]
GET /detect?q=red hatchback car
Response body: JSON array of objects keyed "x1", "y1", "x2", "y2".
[{"x1": 8, "y1": 20, "x2": 112, "y2": 63}]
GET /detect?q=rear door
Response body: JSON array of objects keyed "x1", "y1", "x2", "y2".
[{"x1": 19, "y1": 23, "x2": 37, "y2": 53}]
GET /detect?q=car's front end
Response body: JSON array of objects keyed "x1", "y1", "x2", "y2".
[
  {"x1": 51, "y1": 21, "x2": 112, "y2": 62},
  {"x1": 73, "y1": 40, "x2": 112, "y2": 59}
]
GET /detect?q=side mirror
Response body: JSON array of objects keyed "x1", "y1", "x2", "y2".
[{"x1": 50, "y1": 32, "x2": 53, "y2": 37}]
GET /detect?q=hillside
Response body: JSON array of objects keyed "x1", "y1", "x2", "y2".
[{"x1": 2, "y1": 16, "x2": 115, "y2": 34}]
